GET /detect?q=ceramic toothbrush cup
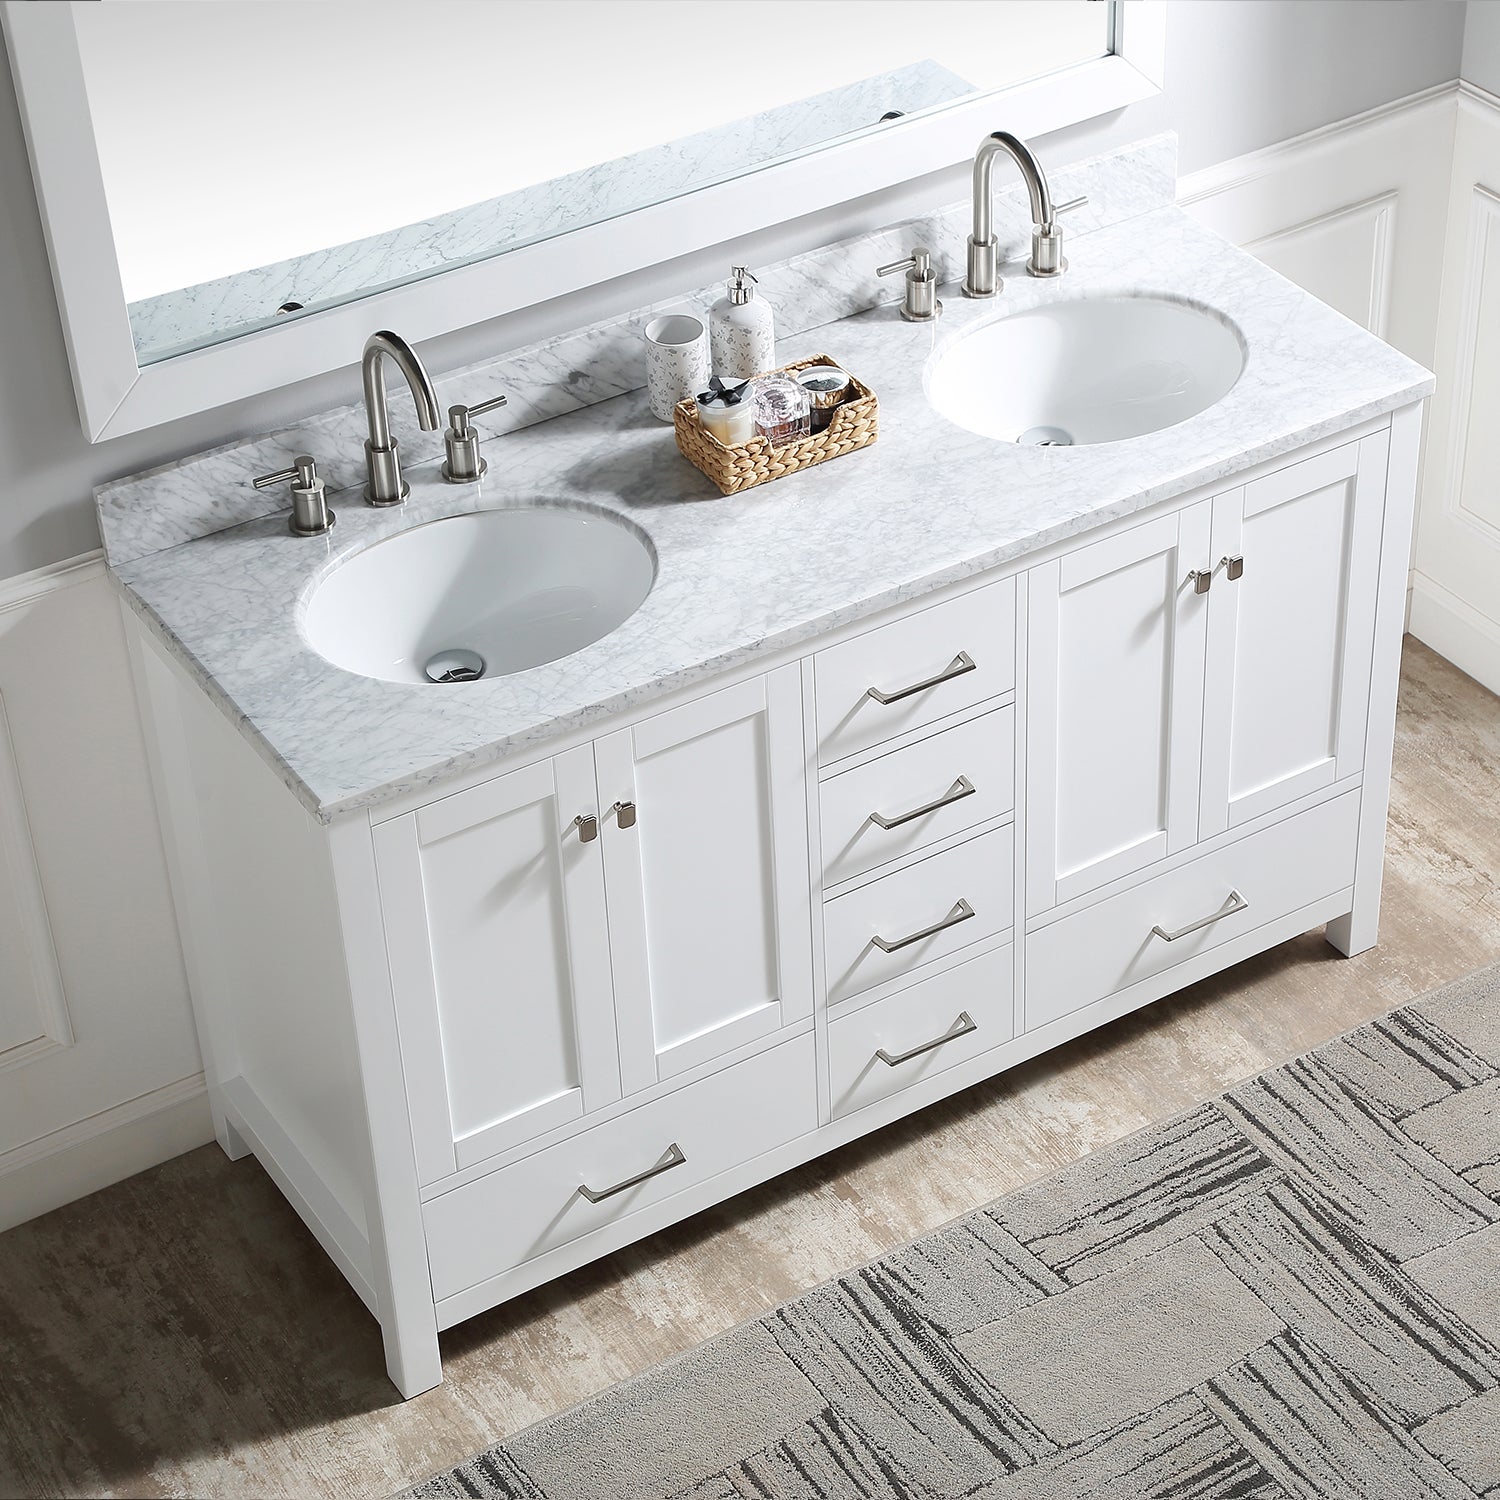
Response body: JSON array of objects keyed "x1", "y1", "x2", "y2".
[{"x1": 645, "y1": 314, "x2": 710, "y2": 422}]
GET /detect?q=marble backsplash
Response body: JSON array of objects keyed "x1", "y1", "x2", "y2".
[{"x1": 96, "y1": 133, "x2": 1176, "y2": 569}]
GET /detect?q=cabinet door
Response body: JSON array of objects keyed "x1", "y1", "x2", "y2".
[
  {"x1": 595, "y1": 667, "x2": 814, "y2": 1093},
  {"x1": 1199, "y1": 434, "x2": 1387, "y2": 836},
  {"x1": 1027, "y1": 504, "x2": 1213, "y2": 914},
  {"x1": 373, "y1": 746, "x2": 620, "y2": 1185}
]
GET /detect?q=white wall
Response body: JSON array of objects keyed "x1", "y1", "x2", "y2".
[
  {"x1": 0, "y1": 1, "x2": 1474, "y2": 1229},
  {"x1": 1405, "y1": 6, "x2": 1500, "y2": 690}
]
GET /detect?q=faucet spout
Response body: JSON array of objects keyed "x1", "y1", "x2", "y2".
[
  {"x1": 362, "y1": 330, "x2": 441, "y2": 505},
  {"x1": 964, "y1": 131, "x2": 1069, "y2": 298}
]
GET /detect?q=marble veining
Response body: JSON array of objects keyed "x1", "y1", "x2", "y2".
[
  {"x1": 111, "y1": 203, "x2": 1433, "y2": 823},
  {"x1": 96, "y1": 135, "x2": 1177, "y2": 568},
  {"x1": 125, "y1": 62, "x2": 977, "y2": 365}
]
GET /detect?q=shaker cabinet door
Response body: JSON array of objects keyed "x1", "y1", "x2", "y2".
[
  {"x1": 373, "y1": 746, "x2": 620, "y2": 1184},
  {"x1": 594, "y1": 666, "x2": 814, "y2": 1093},
  {"x1": 1026, "y1": 504, "x2": 1213, "y2": 914},
  {"x1": 1199, "y1": 433, "x2": 1387, "y2": 836}
]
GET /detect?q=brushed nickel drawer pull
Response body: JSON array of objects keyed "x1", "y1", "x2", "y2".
[
  {"x1": 1219, "y1": 554, "x2": 1244, "y2": 581},
  {"x1": 577, "y1": 1142, "x2": 686, "y2": 1203},
  {"x1": 872, "y1": 898, "x2": 975, "y2": 953},
  {"x1": 869, "y1": 775, "x2": 977, "y2": 830},
  {"x1": 1151, "y1": 889, "x2": 1250, "y2": 943},
  {"x1": 866, "y1": 651, "x2": 976, "y2": 706},
  {"x1": 613, "y1": 799, "x2": 637, "y2": 829},
  {"x1": 876, "y1": 1011, "x2": 978, "y2": 1066},
  {"x1": 573, "y1": 813, "x2": 599, "y2": 842}
]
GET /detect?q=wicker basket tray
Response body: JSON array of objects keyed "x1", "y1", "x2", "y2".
[{"x1": 672, "y1": 355, "x2": 877, "y2": 496}]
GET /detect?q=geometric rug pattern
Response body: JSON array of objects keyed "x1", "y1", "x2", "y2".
[{"x1": 405, "y1": 963, "x2": 1500, "y2": 1499}]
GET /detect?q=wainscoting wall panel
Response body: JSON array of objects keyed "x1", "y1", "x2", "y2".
[
  {"x1": 1177, "y1": 83, "x2": 1454, "y2": 369},
  {"x1": 0, "y1": 556, "x2": 208, "y2": 1232},
  {"x1": 1411, "y1": 84, "x2": 1500, "y2": 693}
]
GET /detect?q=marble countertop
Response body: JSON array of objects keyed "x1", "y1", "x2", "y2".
[{"x1": 113, "y1": 205, "x2": 1434, "y2": 822}]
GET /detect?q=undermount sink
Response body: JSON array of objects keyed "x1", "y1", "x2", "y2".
[
  {"x1": 925, "y1": 294, "x2": 1246, "y2": 446},
  {"x1": 302, "y1": 506, "x2": 656, "y2": 684}
]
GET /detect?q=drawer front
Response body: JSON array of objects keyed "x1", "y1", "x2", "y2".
[
  {"x1": 829, "y1": 945, "x2": 1014, "y2": 1120},
  {"x1": 1027, "y1": 790, "x2": 1361, "y2": 1033},
  {"x1": 824, "y1": 826, "x2": 1014, "y2": 1006},
  {"x1": 820, "y1": 707, "x2": 1014, "y2": 888},
  {"x1": 814, "y1": 579, "x2": 1015, "y2": 766},
  {"x1": 423, "y1": 1034, "x2": 816, "y2": 1302}
]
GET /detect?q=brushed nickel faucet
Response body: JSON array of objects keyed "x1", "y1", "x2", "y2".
[
  {"x1": 362, "y1": 330, "x2": 441, "y2": 506},
  {"x1": 964, "y1": 132, "x2": 1086, "y2": 299}
]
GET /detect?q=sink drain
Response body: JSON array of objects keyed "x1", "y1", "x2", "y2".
[
  {"x1": 424, "y1": 648, "x2": 486, "y2": 683},
  {"x1": 1017, "y1": 426, "x2": 1074, "y2": 447}
]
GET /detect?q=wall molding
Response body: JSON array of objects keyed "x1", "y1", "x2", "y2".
[
  {"x1": 1175, "y1": 80, "x2": 1459, "y2": 206},
  {"x1": 0, "y1": 548, "x2": 103, "y2": 614},
  {"x1": 0, "y1": 1072, "x2": 211, "y2": 1233},
  {"x1": 1409, "y1": 570, "x2": 1500, "y2": 692}
]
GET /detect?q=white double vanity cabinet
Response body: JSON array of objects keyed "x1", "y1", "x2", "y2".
[{"x1": 124, "y1": 393, "x2": 1422, "y2": 1398}]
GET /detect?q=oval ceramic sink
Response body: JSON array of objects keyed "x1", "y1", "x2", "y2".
[
  {"x1": 925, "y1": 295, "x2": 1246, "y2": 446},
  {"x1": 302, "y1": 506, "x2": 656, "y2": 684}
]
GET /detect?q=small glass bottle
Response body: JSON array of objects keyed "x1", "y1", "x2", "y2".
[{"x1": 749, "y1": 373, "x2": 810, "y2": 447}]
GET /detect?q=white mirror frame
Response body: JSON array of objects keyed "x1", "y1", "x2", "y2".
[{"x1": 2, "y1": 1, "x2": 1164, "y2": 442}]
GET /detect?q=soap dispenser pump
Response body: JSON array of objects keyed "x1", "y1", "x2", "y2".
[{"x1": 710, "y1": 265, "x2": 775, "y2": 382}]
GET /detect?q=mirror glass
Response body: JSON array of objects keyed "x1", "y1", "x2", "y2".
[{"x1": 72, "y1": 0, "x2": 1108, "y2": 365}]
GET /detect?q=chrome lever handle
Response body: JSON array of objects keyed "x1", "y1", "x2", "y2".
[
  {"x1": 1151, "y1": 889, "x2": 1250, "y2": 943},
  {"x1": 875, "y1": 1011, "x2": 977, "y2": 1067},
  {"x1": 871, "y1": 898, "x2": 975, "y2": 954},
  {"x1": 869, "y1": 776, "x2": 976, "y2": 831},
  {"x1": 577, "y1": 1142, "x2": 686, "y2": 1203},
  {"x1": 1052, "y1": 195, "x2": 1088, "y2": 219},
  {"x1": 866, "y1": 651, "x2": 976, "y2": 706},
  {"x1": 443, "y1": 393, "x2": 508, "y2": 482}
]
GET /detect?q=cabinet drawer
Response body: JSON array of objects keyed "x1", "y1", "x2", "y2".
[
  {"x1": 824, "y1": 826, "x2": 1014, "y2": 1006},
  {"x1": 820, "y1": 707, "x2": 1013, "y2": 888},
  {"x1": 814, "y1": 580, "x2": 1015, "y2": 766},
  {"x1": 829, "y1": 945, "x2": 1013, "y2": 1120},
  {"x1": 423, "y1": 1034, "x2": 816, "y2": 1302},
  {"x1": 1027, "y1": 790, "x2": 1361, "y2": 1032}
]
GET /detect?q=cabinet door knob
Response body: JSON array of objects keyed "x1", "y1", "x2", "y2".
[
  {"x1": 613, "y1": 799, "x2": 637, "y2": 829},
  {"x1": 1219, "y1": 554, "x2": 1244, "y2": 581},
  {"x1": 1188, "y1": 568, "x2": 1213, "y2": 594},
  {"x1": 573, "y1": 813, "x2": 599, "y2": 842}
]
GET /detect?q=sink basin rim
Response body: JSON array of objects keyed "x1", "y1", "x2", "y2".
[
  {"x1": 923, "y1": 290, "x2": 1249, "y2": 449},
  {"x1": 298, "y1": 499, "x2": 659, "y2": 686}
]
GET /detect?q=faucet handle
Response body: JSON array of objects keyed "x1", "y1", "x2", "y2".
[
  {"x1": 443, "y1": 392, "x2": 508, "y2": 483},
  {"x1": 1051, "y1": 195, "x2": 1088, "y2": 224},
  {"x1": 876, "y1": 246, "x2": 942, "y2": 322},
  {"x1": 252, "y1": 455, "x2": 335, "y2": 536}
]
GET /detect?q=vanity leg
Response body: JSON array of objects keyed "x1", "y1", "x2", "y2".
[
  {"x1": 1326, "y1": 403, "x2": 1422, "y2": 962},
  {"x1": 377, "y1": 1285, "x2": 443, "y2": 1400}
]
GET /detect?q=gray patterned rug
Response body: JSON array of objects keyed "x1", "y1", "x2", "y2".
[{"x1": 406, "y1": 964, "x2": 1500, "y2": 1500}]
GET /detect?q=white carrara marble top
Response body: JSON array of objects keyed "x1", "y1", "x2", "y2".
[{"x1": 113, "y1": 206, "x2": 1434, "y2": 822}]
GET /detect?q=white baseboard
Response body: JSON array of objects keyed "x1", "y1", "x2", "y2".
[
  {"x1": 1408, "y1": 571, "x2": 1500, "y2": 695},
  {"x1": 0, "y1": 1073, "x2": 213, "y2": 1233}
]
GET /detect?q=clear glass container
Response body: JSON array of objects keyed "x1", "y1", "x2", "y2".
[{"x1": 749, "y1": 373, "x2": 811, "y2": 447}]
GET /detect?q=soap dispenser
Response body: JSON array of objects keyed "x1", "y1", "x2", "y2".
[{"x1": 710, "y1": 266, "x2": 775, "y2": 382}]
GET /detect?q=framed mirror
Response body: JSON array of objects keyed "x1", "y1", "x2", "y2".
[{"x1": 2, "y1": 1, "x2": 1164, "y2": 441}]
